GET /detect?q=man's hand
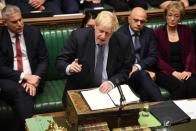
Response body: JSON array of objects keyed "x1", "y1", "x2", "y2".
[
  {"x1": 99, "y1": 81, "x2": 113, "y2": 93},
  {"x1": 128, "y1": 65, "x2": 138, "y2": 78},
  {"x1": 22, "y1": 82, "x2": 36, "y2": 96},
  {"x1": 29, "y1": 0, "x2": 45, "y2": 10},
  {"x1": 146, "y1": 70, "x2": 156, "y2": 80},
  {"x1": 23, "y1": 74, "x2": 41, "y2": 88},
  {"x1": 69, "y1": 58, "x2": 82, "y2": 73},
  {"x1": 86, "y1": 0, "x2": 101, "y2": 4},
  {"x1": 181, "y1": 0, "x2": 189, "y2": 7}
]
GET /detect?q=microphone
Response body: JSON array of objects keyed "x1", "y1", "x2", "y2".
[{"x1": 115, "y1": 79, "x2": 126, "y2": 102}]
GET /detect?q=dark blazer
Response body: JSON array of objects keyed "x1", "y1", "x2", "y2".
[
  {"x1": 56, "y1": 27, "x2": 134, "y2": 90},
  {"x1": 118, "y1": 24, "x2": 158, "y2": 71},
  {"x1": 5, "y1": 0, "x2": 63, "y2": 15},
  {"x1": 154, "y1": 24, "x2": 195, "y2": 75},
  {"x1": 0, "y1": 25, "x2": 48, "y2": 82}
]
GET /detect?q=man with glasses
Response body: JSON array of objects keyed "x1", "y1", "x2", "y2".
[{"x1": 118, "y1": 7, "x2": 163, "y2": 102}]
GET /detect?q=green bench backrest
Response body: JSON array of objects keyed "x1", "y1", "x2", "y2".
[
  {"x1": 40, "y1": 18, "x2": 196, "y2": 81},
  {"x1": 146, "y1": 18, "x2": 196, "y2": 29},
  {"x1": 41, "y1": 28, "x2": 76, "y2": 81}
]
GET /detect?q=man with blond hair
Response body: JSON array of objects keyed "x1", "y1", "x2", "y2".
[{"x1": 56, "y1": 11, "x2": 134, "y2": 105}]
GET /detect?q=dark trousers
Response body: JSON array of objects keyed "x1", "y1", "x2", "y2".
[
  {"x1": 61, "y1": 0, "x2": 103, "y2": 14},
  {"x1": 128, "y1": 70, "x2": 163, "y2": 102},
  {"x1": 156, "y1": 72, "x2": 196, "y2": 99},
  {"x1": 6, "y1": 0, "x2": 63, "y2": 15},
  {"x1": 0, "y1": 79, "x2": 35, "y2": 131},
  {"x1": 104, "y1": 0, "x2": 148, "y2": 11}
]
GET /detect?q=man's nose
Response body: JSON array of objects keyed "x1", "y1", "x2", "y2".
[
  {"x1": 17, "y1": 21, "x2": 22, "y2": 26},
  {"x1": 101, "y1": 32, "x2": 106, "y2": 38}
]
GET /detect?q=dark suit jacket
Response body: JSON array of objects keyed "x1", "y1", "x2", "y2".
[
  {"x1": 5, "y1": 0, "x2": 63, "y2": 15},
  {"x1": 154, "y1": 24, "x2": 195, "y2": 75},
  {"x1": 118, "y1": 24, "x2": 158, "y2": 71},
  {"x1": 0, "y1": 25, "x2": 48, "y2": 83},
  {"x1": 56, "y1": 27, "x2": 134, "y2": 90}
]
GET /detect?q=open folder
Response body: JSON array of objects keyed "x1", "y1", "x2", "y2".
[{"x1": 81, "y1": 84, "x2": 140, "y2": 110}]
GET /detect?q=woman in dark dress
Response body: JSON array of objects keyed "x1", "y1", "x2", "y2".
[{"x1": 154, "y1": 1, "x2": 196, "y2": 99}]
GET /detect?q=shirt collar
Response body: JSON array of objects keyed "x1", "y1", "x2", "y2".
[
  {"x1": 128, "y1": 26, "x2": 140, "y2": 36},
  {"x1": 8, "y1": 29, "x2": 23, "y2": 38}
]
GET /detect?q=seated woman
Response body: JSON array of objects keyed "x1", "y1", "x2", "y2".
[
  {"x1": 154, "y1": 1, "x2": 196, "y2": 99},
  {"x1": 148, "y1": 0, "x2": 196, "y2": 9}
]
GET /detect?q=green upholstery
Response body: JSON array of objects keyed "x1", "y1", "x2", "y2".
[
  {"x1": 0, "y1": 17, "x2": 196, "y2": 121},
  {"x1": 42, "y1": 29, "x2": 75, "y2": 80},
  {"x1": 0, "y1": 28, "x2": 75, "y2": 121},
  {"x1": 146, "y1": 18, "x2": 196, "y2": 100}
]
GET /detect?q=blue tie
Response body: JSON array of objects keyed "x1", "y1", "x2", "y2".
[
  {"x1": 94, "y1": 45, "x2": 104, "y2": 85},
  {"x1": 133, "y1": 33, "x2": 141, "y2": 62}
]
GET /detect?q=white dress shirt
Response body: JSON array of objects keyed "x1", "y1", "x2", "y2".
[{"x1": 8, "y1": 30, "x2": 32, "y2": 82}]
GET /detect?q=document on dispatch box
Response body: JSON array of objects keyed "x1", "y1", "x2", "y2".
[
  {"x1": 174, "y1": 100, "x2": 196, "y2": 119},
  {"x1": 81, "y1": 84, "x2": 140, "y2": 110},
  {"x1": 108, "y1": 84, "x2": 140, "y2": 106},
  {"x1": 81, "y1": 88, "x2": 116, "y2": 110}
]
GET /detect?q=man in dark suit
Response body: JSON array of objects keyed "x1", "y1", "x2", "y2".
[
  {"x1": 5, "y1": 0, "x2": 63, "y2": 15},
  {"x1": 61, "y1": 0, "x2": 103, "y2": 14},
  {"x1": 56, "y1": 11, "x2": 134, "y2": 104},
  {"x1": 118, "y1": 7, "x2": 162, "y2": 102},
  {"x1": 0, "y1": 5, "x2": 48, "y2": 131},
  {"x1": 104, "y1": 0, "x2": 148, "y2": 11}
]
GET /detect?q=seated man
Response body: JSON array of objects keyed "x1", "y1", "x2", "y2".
[
  {"x1": 147, "y1": 0, "x2": 196, "y2": 9},
  {"x1": 56, "y1": 11, "x2": 134, "y2": 105},
  {"x1": 118, "y1": 7, "x2": 163, "y2": 102},
  {"x1": 0, "y1": 5, "x2": 48, "y2": 131},
  {"x1": 61, "y1": 0, "x2": 103, "y2": 14},
  {"x1": 5, "y1": 0, "x2": 63, "y2": 15},
  {"x1": 104, "y1": 0, "x2": 148, "y2": 11}
]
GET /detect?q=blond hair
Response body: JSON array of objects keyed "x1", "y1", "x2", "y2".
[
  {"x1": 95, "y1": 11, "x2": 119, "y2": 32},
  {"x1": 165, "y1": 1, "x2": 185, "y2": 18}
]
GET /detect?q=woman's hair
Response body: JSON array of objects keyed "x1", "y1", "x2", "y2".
[
  {"x1": 1, "y1": 4, "x2": 21, "y2": 20},
  {"x1": 81, "y1": 12, "x2": 96, "y2": 28},
  {"x1": 95, "y1": 11, "x2": 119, "y2": 32},
  {"x1": 164, "y1": 1, "x2": 185, "y2": 18}
]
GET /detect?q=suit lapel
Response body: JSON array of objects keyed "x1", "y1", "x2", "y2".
[
  {"x1": 88, "y1": 30, "x2": 96, "y2": 75},
  {"x1": 3, "y1": 28, "x2": 14, "y2": 67},
  {"x1": 23, "y1": 26, "x2": 32, "y2": 64},
  {"x1": 139, "y1": 29, "x2": 146, "y2": 58},
  {"x1": 106, "y1": 38, "x2": 113, "y2": 75}
]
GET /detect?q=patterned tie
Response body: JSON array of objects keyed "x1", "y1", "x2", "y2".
[
  {"x1": 94, "y1": 45, "x2": 104, "y2": 85},
  {"x1": 133, "y1": 33, "x2": 141, "y2": 62},
  {"x1": 15, "y1": 34, "x2": 23, "y2": 72}
]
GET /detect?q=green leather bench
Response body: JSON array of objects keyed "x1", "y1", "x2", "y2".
[
  {"x1": 0, "y1": 17, "x2": 196, "y2": 122},
  {"x1": 146, "y1": 18, "x2": 196, "y2": 100},
  {"x1": 0, "y1": 28, "x2": 75, "y2": 121}
]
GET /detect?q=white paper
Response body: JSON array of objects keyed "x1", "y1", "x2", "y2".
[
  {"x1": 174, "y1": 100, "x2": 196, "y2": 119},
  {"x1": 81, "y1": 88, "x2": 116, "y2": 110},
  {"x1": 108, "y1": 84, "x2": 140, "y2": 106},
  {"x1": 81, "y1": 84, "x2": 140, "y2": 110}
]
